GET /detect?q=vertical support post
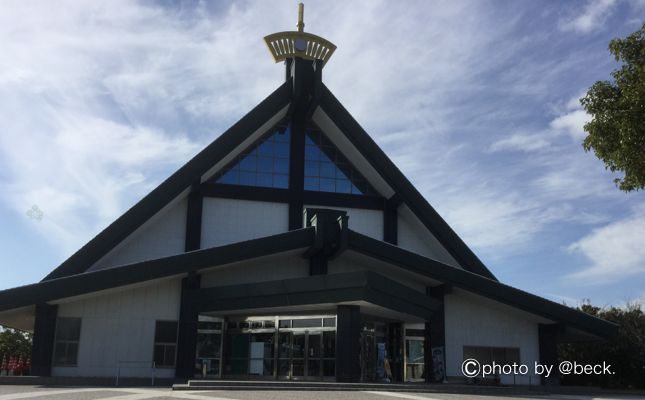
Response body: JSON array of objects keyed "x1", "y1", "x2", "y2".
[
  {"x1": 175, "y1": 273, "x2": 201, "y2": 379},
  {"x1": 31, "y1": 303, "x2": 58, "y2": 376},
  {"x1": 427, "y1": 286, "x2": 448, "y2": 383},
  {"x1": 288, "y1": 114, "x2": 306, "y2": 230},
  {"x1": 287, "y1": 57, "x2": 317, "y2": 230},
  {"x1": 335, "y1": 305, "x2": 361, "y2": 382},
  {"x1": 185, "y1": 183, "x2": 203, "y2": 252},
  {"x1": 538, "y1": 324, "x2": 560, "y2": 386},
  {"x1": 387, "y1": 323, "x2": 403, "y2": 382},
  {"x1": 383, "y1": 195, "x2": 400, "y2": 245}
]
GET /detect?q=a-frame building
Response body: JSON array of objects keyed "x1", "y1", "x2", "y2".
[{"x1": 0, "y1": 5, "x2": 615, "y2": 385}]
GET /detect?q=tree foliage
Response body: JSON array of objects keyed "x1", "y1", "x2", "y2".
[
  {"x1": 558, "y1": 302, "x2": 645, "y2": 389},
  {"x1": 580, "y1": 22, "x2": 645, "y2": 192},
  {"x1": 0, "y1": 327, "x2": 32, "y2": 361}
]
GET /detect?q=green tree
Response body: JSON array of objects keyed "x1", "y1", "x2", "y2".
[
  {"x1": 0, "y1": 327, "x2": 32, "y2": 362},
  {"x1": 558, "y1": 302, "x2": 645, "y2": 389},
  {"x1": 580, "y1": 22, "x2": 645, "y2": 192}
]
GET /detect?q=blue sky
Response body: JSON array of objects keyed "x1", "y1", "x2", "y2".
[{"x1": 0, "y1": 0, "x2": 643, "y2": 308}]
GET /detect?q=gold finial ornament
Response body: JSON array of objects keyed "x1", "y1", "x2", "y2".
[{"x1": 263, "y1": 3, "x2": 337, "y2": 66}]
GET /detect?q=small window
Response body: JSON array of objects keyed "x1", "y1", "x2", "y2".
[
  {"x1": 292, "y1": 318, "x2": 322, "y2": 328},
  {"x1": 323, "y1": 318, "x2": 336, "y2": 327},
  {"x1": 53, "y1": 318, "x2": 81, "y2": 366},
  {"x1": 154, "y1": 321, "x2": 178, "y2": 368},
  {"x1": 405, "y1": 329, "x2": 425, "y2": 338}
]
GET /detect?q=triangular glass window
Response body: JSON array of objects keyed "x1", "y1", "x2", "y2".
[
  {"x1": 213, "y1": 126, "x2": 290, "y2": 189},
  {"x1": 304, "y1": 129, "x2": 375, "y2": 195}
]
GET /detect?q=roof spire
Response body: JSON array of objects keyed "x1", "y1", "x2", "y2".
[
  {"x1": 263, "y1": 3, "x2": 337, "y2": 66},
  {"x1": 297, "y1": 3, "x2": 305, "y2": 32}
]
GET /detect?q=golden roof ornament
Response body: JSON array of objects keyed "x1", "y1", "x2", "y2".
[{"x1": 264, "y1": 3, "x2": 337, "y2": 66}]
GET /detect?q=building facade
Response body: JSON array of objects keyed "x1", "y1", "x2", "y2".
[{"x1": 0, "y1": 8, "x2": 615, "y2": 385}]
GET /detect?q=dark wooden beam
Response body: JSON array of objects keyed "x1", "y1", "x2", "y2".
[
  {"x1": 185, "y1": 183, "x2": 203, "y2": 252},
  {"x1": 303, "y1": 191, "x2": 385, "y2": 210},
  {"x1": 200, "y1": 183, "x2": 290, "y2": 203}
]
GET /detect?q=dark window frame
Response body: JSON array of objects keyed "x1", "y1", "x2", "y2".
[
  {"x1": 52, "y1": 317, "x2": 82, "y2": 367},
  {"x1": 153, "y1": 320, "x2": 179, "y2": 368}
]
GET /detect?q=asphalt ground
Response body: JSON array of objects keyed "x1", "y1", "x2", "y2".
[{"x1": 0, "y1": 386, "x2": 643, "y2": 400}]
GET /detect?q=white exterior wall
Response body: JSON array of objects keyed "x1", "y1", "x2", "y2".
[
  {"x1": 397, "y1": 205, "x2": 461, "y2": 268},
  {"x1": 52, "y1": 278, "x2": 181, "y2": 378},
  {"x1": 201, "y1": 251, "x2": 309, "y2": 287},
  {"x1": 304, "y1": 205, "x2": 383, "y2": 241},
  {"x1": 444, "y1": 291, "x2": 541, "y2": 385},
  {"x1": 201, "y1": 198, "x2": 289, "y2": 248},
  {"x1": 88, "y1": 198, "x2": 188, "y2": 272}
]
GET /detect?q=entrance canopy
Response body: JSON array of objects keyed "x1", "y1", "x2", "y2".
[{"x1": 188, "y1": 271, "x2": 440, "y2": 321}]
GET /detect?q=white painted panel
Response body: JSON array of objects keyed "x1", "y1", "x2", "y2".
[
  {"x1": 201, "y1": 250, "x2": 309, "y2": 287},
  {"x1": 88, "y1": 198, "x2": 188, "y2": 272},
  {"x1": 304, "y1": 205, "x2": 383, "y2": 241},
  {"x1": 201, "y1": 198, "x2": 289, "y2": 248},
  {"x1": 52, "y1": 278, "x2": 181, "y2": 378},
  {"x1": 397, "y1": 204, "x2": 461, "y2": 268},
  {"x1": 444, "y1": 290, "x2": 542, "y2": 385}
]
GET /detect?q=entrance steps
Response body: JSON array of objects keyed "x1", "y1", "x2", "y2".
[
  {"x1": 172, "y1": 380, "x2": 546, "y2": 394},
  {"x1": 174, "y1": 380, "x2": 444, "y2": 391}
]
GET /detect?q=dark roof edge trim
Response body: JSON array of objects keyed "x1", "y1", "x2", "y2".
[
  {"x1": 347, "y1": 230, "x2": 618, "y2": 339},
  {"x1": 43, "y1": 81, "x2": 292, "y2": 281},
  {"x1": 0, "y1": 228, "x2": 314, "y2": 312},
  {"x1": 318, "y1": 84, "x2": 497, "y2": 281}
]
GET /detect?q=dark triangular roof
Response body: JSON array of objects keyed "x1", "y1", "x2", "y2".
[{"x1": 43, "y1": 77, "x2": 496, "y2": 281}]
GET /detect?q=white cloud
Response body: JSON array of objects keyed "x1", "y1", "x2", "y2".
[
  {"x1": 489, "y1": 132, "x2": 551, "y2": 153},
  {"x1": 567, "y1": 205, "x2": 645, "y2": 284},
  {"x1": 550, "y1": 109, "x2": 590, "y2": 141},
  {"x1": 560, "y1": 0, "x2": 618, "y2": 34}
]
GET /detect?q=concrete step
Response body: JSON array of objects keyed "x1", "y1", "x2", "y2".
[{"x1": 173, "y1": 380, "x2": 534, "y2": 393}]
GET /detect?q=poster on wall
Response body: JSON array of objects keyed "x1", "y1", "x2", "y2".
[
  {"x1": 376, "y1": 342, "x2": 386, "y2": 379},
  {"x1": 431, "y1": 346, "x2": 445, "y2": 381}
]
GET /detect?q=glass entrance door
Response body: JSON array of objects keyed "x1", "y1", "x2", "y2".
[
  {"x1": 405, "y1": 338, "x2": 425, "y2": 382},
  {"x1": 277, "y1": 331, "x2": 325, "y2": 379},
  {"x1": 195, "y1": 316, "x2": 223, "y2": 378},
  {"x1": 291, "y1": 332, "x2": 306, "y2": 378},
  {"x1": 306, "y1": 332, "x2": 321, "y2": 377}
]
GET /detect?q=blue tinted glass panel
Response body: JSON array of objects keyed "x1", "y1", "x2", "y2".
[
  {"x1": 304, "y1": 177, "x2": 319, "y2": 191},
  {"x1": 320, "y1": 178, "x2": 335, "y2": 192},
  {"x1": 274, "y1": 158, "x2": 289, "y2": 174},
  {"x1": 214, "y1": 126, "x2": 290, "y2": 189},
  {"x1": 303, "y1": 130, "x2": 375, "y2": 195},
  {"x1": 336, "y1": 180, "x2": 352, "y2": 194},
  {"x1": 273, "y1": 174, "x2": 289, "y2": 188}
]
